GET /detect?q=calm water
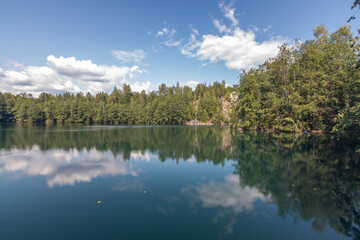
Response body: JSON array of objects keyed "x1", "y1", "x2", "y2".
[{"x1": 0, "y1": 125, "x2": 359, "y2": 240}]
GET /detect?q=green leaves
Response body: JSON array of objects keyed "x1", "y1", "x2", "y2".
[
  {"x1": 333, "y1": 103, "x2": 360, "y2": 132},
  {"x1": 232, "y1": 25, "x2": 360, "y2": 132},
  {"x1": 0, "y1": 82, "x2": 232, "y2": 126}
]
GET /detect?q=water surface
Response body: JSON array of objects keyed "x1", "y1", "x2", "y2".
[{"x1": 0, "y1": 125, "x2": 359, "y2": 239}]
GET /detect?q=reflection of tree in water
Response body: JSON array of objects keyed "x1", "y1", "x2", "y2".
[
  {"x1": 0, "y1": 125, "x2": 232, "y2": 165},
  {"x1": 231, "y1": 133, "x2": 360, "y2": 240},
  {"x1": 0, "y1": 125, "x2": 359, "y2": 238}
]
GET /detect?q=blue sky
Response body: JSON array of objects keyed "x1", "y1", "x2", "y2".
[{"x1": 0, "y1": 0, "x2": 359, "y2": 95}]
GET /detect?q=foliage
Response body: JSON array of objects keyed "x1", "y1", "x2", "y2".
[
  {"x1": 0, "y1": 82, "x2": 232, "y2": 125},
  {"x1": 333, "y1": 103, "x2": 360, "y2": 132},
  {"x1": 348, "y1": 0, "x2": 360, "y2": 22},
  {"x1": 232, "y1": 25, "x2": 360, "y2": 132}
]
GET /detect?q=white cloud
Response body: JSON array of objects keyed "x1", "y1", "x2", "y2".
[
  {"x1": 156, "y1": 27, "x2": 175, "y2": 38},
  {"x1": 211, "y1": 1, "x2": 239, "y2": 35},
  {"x1": 4, "y1": 59, "x2": 23, "y2": 69},
  {"x1": 190, "y1": 27, "x2": 199, "y2": 36},
  {"x1": 181, "y1": 33, "x2": 199, "y2": 56},
  {"x1": 156, "y1": 31, "x2": 164, "y2": 36},
  {"x1": 0, "y1": 55, "x2": 148, "y2": 96},
  {"x1": 250, "y1": 25, "x2": 260, "y2": 32},
  {"x1": 181, "y1": 2, "x2": 288, "y2": 70},
  {"x1": 47, "y1": 55, "x2": 104, "y2": 80},
  {"x1": 154, "y1": 25, "x2": 182, "y2": 48},
  {"x1": 180, "y1": 80, "x2": 200, "y2": 89},
  {"x1": 111, "y1": 49, "x2": 146, "y2": 64},
  {"x1": 213, "y1": 19, "x2": 232, "y2": 34},
  {"x1": 130, "y1": 81, "x2": 151, "y2": 93},
  {"x1": 263, "y1": 25, "x2": 272, "y2": 33},
  {"x1": 182, "y1": 29, "x2": 287, "y2": 70},
  {"x1": 163, "y1": 39, "x2": 182, "y2": 47},
  {"x1": 219, "y1": 1, "x2": 238, "y2": 26}
]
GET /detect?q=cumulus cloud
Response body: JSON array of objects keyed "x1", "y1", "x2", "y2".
[
  {"x1": 180, "y1": 80, "x2": 200, "y2": 89},
  {"x1": 0, "y1": 55, "x2": 149, "y2": 96},
  {"x1": 111, "y1": 49, "x2": 146, "y2": 64},
  {"x1": 47, "y1": 55, "x2": 105, "y2": 80},
  {"x1": 0, "y1": 68, "x2": 6, "y2": 78},
  {"x1": 182, "y1": 29, "x2": 286, "y2": 70},
  {"x1": 181, "y1": 1, "x2": 288, "y2": 70},
  {"x1": 130, "y1": 81, "x2": 151, "y2": 92}
]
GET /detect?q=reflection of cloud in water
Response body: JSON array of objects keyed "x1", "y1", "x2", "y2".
[
  {"x1": 112, "y1": 179, "x2": 144, "y2": 192},
  {"x1": 130, "y1": 151, "x2": 151, "y2": 162},
  {"x1": 182, "y1": 174, "x2": 268, "y2": 214},
  {"x1": 186, "y1": 156, "x2": 197, "y2": 163},
  {"x1": 0, "y1": 146, "x2": 140, "y2": 187},
  {"x1": 156, "y1": 196, "x2": 180, "y2": 215},
  {"x1": 182, "y1": 174, "x2": 269, "y2": 235}
]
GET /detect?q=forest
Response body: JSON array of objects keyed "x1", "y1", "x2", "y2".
[
  {"x1": 0, "y1": 25, "x2": 359, "y2": 132},
  {"x1": 0, "y1": 80, "x2": 232, "y2": 125}
]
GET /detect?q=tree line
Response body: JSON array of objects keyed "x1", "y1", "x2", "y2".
[
  {"x1": 0, "y1": 81, "x2": 232, "y2": 125},
  {"x1": 0, "y1": 25, "x2": 359, "y2": 132}
]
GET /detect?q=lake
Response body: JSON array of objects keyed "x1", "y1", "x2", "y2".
[{"x1": 0, "y1": 125, "x2": 359, "y2": 240}]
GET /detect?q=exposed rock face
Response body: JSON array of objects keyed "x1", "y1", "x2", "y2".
[
  {"x1": 221, "y1": 97, "x2": 231, "y2": 122},
  {"x1": 229, "y1": 92, "x2": 239, "y2": 102},
  {"x1": 221, "y1": 92, "x2": 238, "y2": 124},
  {"x1": 185, "y1": 92, "x2": 239, "y2": 126},
  {"x1": 185, "y1": 120, "x2": 214, "y2": 126}
]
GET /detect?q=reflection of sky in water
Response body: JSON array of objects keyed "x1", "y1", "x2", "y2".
[
  {"x1": 0, "y1": 146, "x2": 269, "y2": 220},
  {"x1": 0, "y1": 135, "x2": 353, "y2": 240},
  {"x1": 180, "y1": 174, "x2": 270, "y2": 234},
  {"x1": 0, "y1": 146, "x2": 152, "y2": 187},
  {"x1": 0, "y1": 146, "x2": 269, "y2": 217},
  {"x1": 182, "y1": 174, "x2": 269, "y2": 214}
]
